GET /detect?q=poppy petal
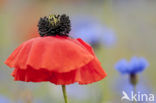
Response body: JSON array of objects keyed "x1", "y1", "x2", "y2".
[
  {"x1": 11, "y1": 58, "x2": 106, "y2": 85},
  {"x1": 5, "y1": 36, "x2": 94, "y2": 73}
]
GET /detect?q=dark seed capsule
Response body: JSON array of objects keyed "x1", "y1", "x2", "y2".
[{"x1": 38, "y1": 14, "x2": 71, "y2": 37}]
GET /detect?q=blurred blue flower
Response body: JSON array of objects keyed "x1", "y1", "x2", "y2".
[
  {"x1": 71, "y1": 16, "x2": 101, "y2": 46},
  {"x1": 115, "y1": 57, "x2": 149, "y2": 74},
  {"x1": 101, "y1": 28, "x2": 116, "y2": 48},
  {"x1": 71, "y1": 16, "x2": 116, "y2": 47},
  {"x1": 0, "y1": 95, "x2": 11, "y2": 103}
]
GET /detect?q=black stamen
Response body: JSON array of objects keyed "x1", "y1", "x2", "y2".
[{"x1": 38, "y1": 14, "x2": 71, "y2": 37}]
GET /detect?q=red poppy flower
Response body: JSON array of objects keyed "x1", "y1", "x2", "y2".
[
  {"x1": 5, "y1": 35, "x2": 106, "y2": 84},
  {"x1": 5, "y1": 14, "x2": 106, "y2": 85},
  {"x1": 5, "y1": 14, "x2": 106, "y2": 103}
]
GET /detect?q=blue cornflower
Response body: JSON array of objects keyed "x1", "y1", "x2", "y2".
[
  {"x1": 71, "y1": 16, "x2": 116, "y2": 47},
  {"x1": 115, "y1": 57, "x2": 149, "y2": 96},
  {"x1": 71, "y1": 16, "x2": 101, "y2": 46},
  {"x1": 101, "y1": 28, "x2": 116, "y2": 48},
  {"x1": 115, "y1": 57, "x2": 149, "y2": 74}
]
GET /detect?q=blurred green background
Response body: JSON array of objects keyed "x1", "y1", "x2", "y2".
[{"x1": 0, "y1": 0, "x2": 156, "y2": 103}]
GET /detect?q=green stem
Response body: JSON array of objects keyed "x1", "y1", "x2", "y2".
[
  {"x1": 62, "y1": 85, "x2": 68, "y2": 103},
  {"x1": 130, "y1": 74, "x2": 138, "y2": 103},
  {"x1": 133, "y1": 85, "x2": 137, "y2": 103}
]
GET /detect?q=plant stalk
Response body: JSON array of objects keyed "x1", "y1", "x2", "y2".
[{"x1": 62, "y1": 85, "x2": 68, "y2": 103}]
